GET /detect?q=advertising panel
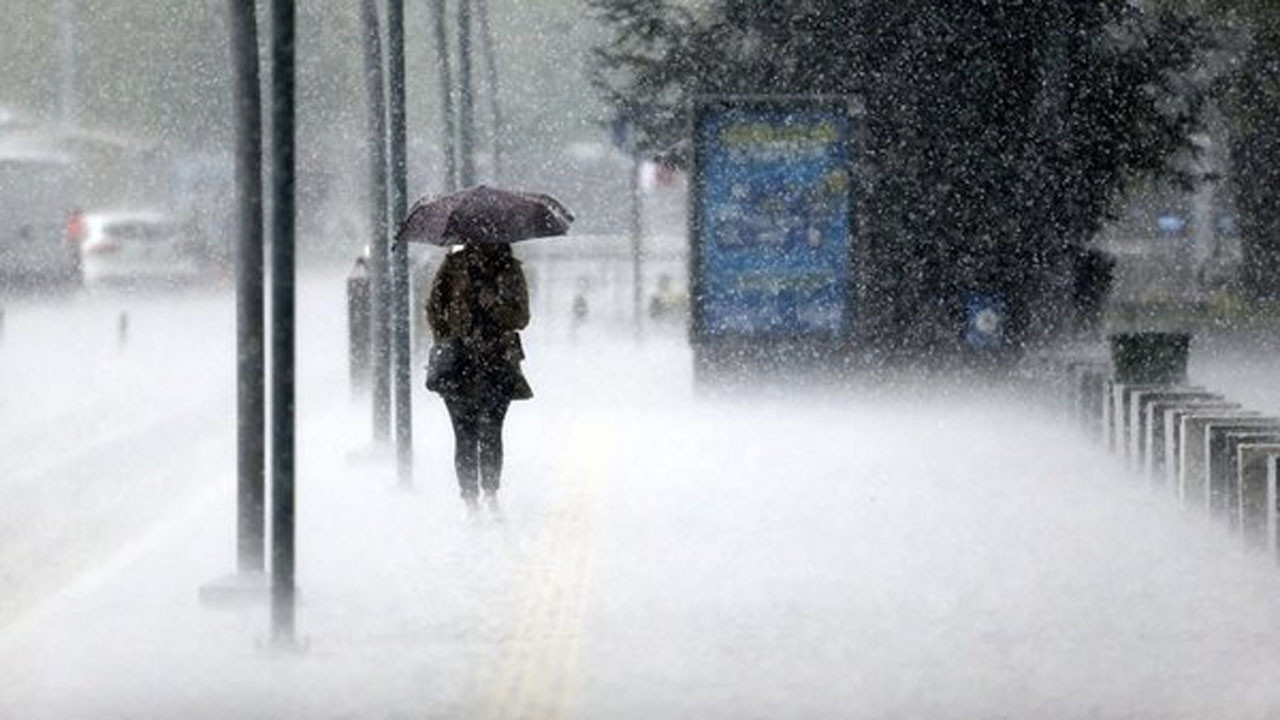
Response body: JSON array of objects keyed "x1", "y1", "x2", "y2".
[{"x1": 692, "y1": 98, "x2": 856, "y2": 340}]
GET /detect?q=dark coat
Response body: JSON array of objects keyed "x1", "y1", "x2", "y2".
[{"x1": 426, "y1": 246, "x2": 532, "y2": 401}]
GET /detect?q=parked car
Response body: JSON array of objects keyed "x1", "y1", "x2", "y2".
[
  {"x1": 0, "y1": 151, "x2": 81, "y2": 291},
  {"x1": 79, "y1": 211, "x2": 203, "y2": 288}
]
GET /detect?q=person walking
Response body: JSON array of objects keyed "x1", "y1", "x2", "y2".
[{"x1": 425, "y1": 241, "x2": 532, "y2": 517}]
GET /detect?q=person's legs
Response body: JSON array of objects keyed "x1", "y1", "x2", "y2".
[
  {"x1": 444, "y1": 397, "x2": 480, "y2": 499},
  {"x1": 477, "y1": 398, "x2": 511, "y2": 495}
]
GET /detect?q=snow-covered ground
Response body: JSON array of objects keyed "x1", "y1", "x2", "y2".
[{"x1": 4, "y1": 271, "x2": 1280, "y2": 719}]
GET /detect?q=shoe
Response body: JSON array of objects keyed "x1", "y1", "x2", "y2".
[
  {"x1": 463, "y1": 494, "x2": 480, "y2": 521},
  {"x1": 483, "y1": 491, "x2": 503, "y2": 522}
]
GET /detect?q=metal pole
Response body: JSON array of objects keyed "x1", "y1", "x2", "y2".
[
  {"x1": 361, "y1": 0, "x2": 392, "y2": 443},
  {"x1": 457, "y1": 0, "x2": 476, "y2": 187},
  {"x1": 392, "y1": 249, "x2": 413, "y2": 483},
  {"x1": 629, "y1": 153, "x2": 643, "y2": 338},
  {"x1": 230, "y1": 0, "x2": 266, "y2": 576},
  {"x1": 60, "y1": 0, "x2": 78, "y2": 127},
  {"x1": 269, "y1": 0, "x2": 297, "y2": 647},
  {"x1": 388, "y1": 0, "x2": 414, "y2": 487},
  {"x1": 430, "y1": 0, "x2": 458, "y2": 192},
  {"x1": 474, "y1": 0, "x2": 504, "y2": 182}
]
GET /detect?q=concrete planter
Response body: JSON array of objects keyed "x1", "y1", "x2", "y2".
[{"x1": 1109, "y1": 332, "x2": 1190, "y2": 386}]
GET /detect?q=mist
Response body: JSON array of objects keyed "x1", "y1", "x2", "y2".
[{"x1": 5, "y1": 1, "x2": 1280, "y2": 718}]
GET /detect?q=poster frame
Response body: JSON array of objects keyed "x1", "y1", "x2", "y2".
[{"x1": 688, "y1": 95, "x2": 866, "y2": 372}]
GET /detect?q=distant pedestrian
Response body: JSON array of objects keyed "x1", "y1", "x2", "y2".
[
  {"x1": 426, "y1": 242, "x2": 532, "y2": 518},
  {"x1": 1072, "y1": 247, "x2": 1115, "y2": 339}
]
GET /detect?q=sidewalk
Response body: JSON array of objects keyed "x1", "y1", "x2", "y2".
[{"x1": 8, "y1": 324, "x2": 1280, "y2": 718}]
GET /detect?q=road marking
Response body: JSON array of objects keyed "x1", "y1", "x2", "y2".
[{"x1": 482, "y1": 418, "x2": 611, "y2": 720}]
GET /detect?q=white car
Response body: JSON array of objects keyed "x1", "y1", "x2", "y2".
[{"x1": 79, "y1": 211, "x2": 203, "y2": 288}]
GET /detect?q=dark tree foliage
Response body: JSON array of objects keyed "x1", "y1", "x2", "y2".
[
  {"x1": 1218, "y1": 17, "x2": 1280, "y2": 303},
  {"x1": 590, "y1": 0, "x2": 1213, "y2": 358}
]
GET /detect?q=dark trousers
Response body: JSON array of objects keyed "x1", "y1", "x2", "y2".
[{"x1": 444, "y1": 396, "x2": 511, "y2": 497}]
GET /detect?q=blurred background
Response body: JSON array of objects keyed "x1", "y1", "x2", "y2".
[
  {"x1": 0, "y1": 0, "x2": 1277, "y2": 354},
  {"x1": 0, "y1": 0, "x2": 687, "y2": 272}
]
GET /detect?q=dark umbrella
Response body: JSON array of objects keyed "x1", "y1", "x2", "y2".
[{"x1": 395, "y1": 184, "x2": 574, "y2": 246}]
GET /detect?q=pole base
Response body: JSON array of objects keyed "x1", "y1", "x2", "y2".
[
  {"x1": 198, "y1": 570, "x2": 269, "y2": 607},
  {"x1": 258, "y1": 633, "x2": 310, "y2": 656},
  {"x1": 346, "y1": 442, "x2": 395, "y2": 466}
]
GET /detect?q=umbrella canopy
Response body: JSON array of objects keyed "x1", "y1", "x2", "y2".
[{"x1": 395, "y1": 185, "x2": 574, "y2": 246}]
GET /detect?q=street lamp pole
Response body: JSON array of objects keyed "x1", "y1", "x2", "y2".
[
  {"x1": 388, "y1": 0, "x2": 413, "y2": 486},
  {"x1": 268, "y1": 0, "x2": 298, "y2": 648},
  {"x1": 361, "y1": 0, "x2": 392, "y2": 443},
  {"x1": 457, "y1": 0, "x2": 476, "y2": 187},
  {"x1": 475, "y1": 0, "x2": 505, "y2": 182},
  {"x1": 60, "y1": 0, "x2": 78, "y2": 127},
  {"x1": 431, "y1": 0, "x2": 458, "y2": 192},
  {"x1": 230, "y1": 0, "x2": 266, "y2": 576}
]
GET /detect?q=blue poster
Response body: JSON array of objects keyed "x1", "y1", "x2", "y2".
[{"x1": 694, "y1": 101, "x2": 855, "y2": 338}]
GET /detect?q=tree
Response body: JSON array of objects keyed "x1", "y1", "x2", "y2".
[
  {"x1": 590, "y1": 0, "x2": 1213, "y2": 358},
  {"x1": 1200, "y1": 1, "x2": 1280, "y2": 302}
]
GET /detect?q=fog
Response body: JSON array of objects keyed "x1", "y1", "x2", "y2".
[{"x1": 0, "y1": 274, "x2": 1278, "y2": 719}]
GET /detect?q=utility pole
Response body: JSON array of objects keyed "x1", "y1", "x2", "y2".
[
  {"x1": 629, "y1": 152, "x2": 643, "y2": 338},
  {"x1": 457, "y1": 0, "x2": 476, "y2": 187},
  {"x1": 388, "y1": 0, "x2": 413, "y2": 486},
  {"x1": 431, "y1": 0, "x2": 458, "y2": 192},
  {"x1": 474, "y1": 0, "x2": 504, "y2": 182},
  {"x1": 60, "y1": 0, "x2": 78, "y2": 127},
  {"x1": 269, "y1": 0, "x2": 298, "y2": 648},
  {"x1": 198, "y1": 0, "x2": 269, "y2": 610},
  {"x1": 231, "y1": 0, "x2": 266, "y2": 576},
  {"x1": 361, "y1": 0, "x2": 392, "y2": 443}
]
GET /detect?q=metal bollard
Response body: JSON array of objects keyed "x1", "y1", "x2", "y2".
[
  {"x1": 347, "y1": 257, "x2": 372, "y2": 394},
  {"x1": 1178, "y1": 413, "x2": 1268, "y2": 507},
  {"x1": 1207, "y1": 424, "x2": 1280, "y2": 523},
  {"x1": 1108, "y1": 332, "x2": 1191, "y2": 458},
  {"x1": 1146, "y1": 397, "x2": 1234, "y2": 483},
  {"x1": 1238, "y1": 444, "x2": 1280, "y2": 549},
  {"x1": 1127, "y1": 388, "x2": 1213, "y2": 471},
  {"x1": 1267, "y1": 456, "x2": 1280, "y2": 561},
  {"x1": 1080, "y1": 367, "x2": 1109, "y2": 442}
]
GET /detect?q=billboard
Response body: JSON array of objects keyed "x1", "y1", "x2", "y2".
[{"x1": 691, "y1": 97, "x2": 857, "y2": 341}]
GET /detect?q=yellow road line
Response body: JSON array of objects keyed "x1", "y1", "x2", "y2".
[{"x1": 482, "y1": 419, "x2": 611, "y2": 720}]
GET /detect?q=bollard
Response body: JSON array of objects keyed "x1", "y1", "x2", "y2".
[
  {"x1": 1127, "y1": 389, "x2": 1213, "y2": 471},
  {"x1": 1080, "y1": 366, "x2": 1110, "y2": 442},
  {"x1": 1165, "y1": 408, "x2": 1253, "y2": 495},
  {"x1": 1200, "y1": 420, "x2": 1280, "y2": 515},
  {"x1": 1221, "y1": 433, "x2": 1280, "y2": 533},
  {"x1": 1238, "y1": 443, "x2": 1280, "y2": 549},
  {"x1": 1066, "y1": 359, "x2": 1107, "y2": 430},
  {"x1": 1103, "y1": 378, "x2": 1117, "y2": 453},
  {"x1": 1111, "y1": 383, "x2": 1168, "y2": 465},
  {"x1": 1062, "y1": 358, "x2": 1091, "y2": 415},
  {"x1": 347, "y1": 257, "x2": 371, "y2": 394},
  {"x1": 1178, "y1": 413, "x2": 1269, "y2": 507},
  {"x1": 118, "y1": 311, "x2": 129, "y2": 347},
  {"x1": 1208, "y1": 426, "x2": 1280, "y2": 524},
  {"x1": 1267, "y1": 456, "x2": 1280, "y2": 561},
  {"x1": 1107, "y1": 332, "x2": 1190, "y2": 457},
  {"x1": 1146, "y1": 398, "x2": 1235, "y2": 483}
]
